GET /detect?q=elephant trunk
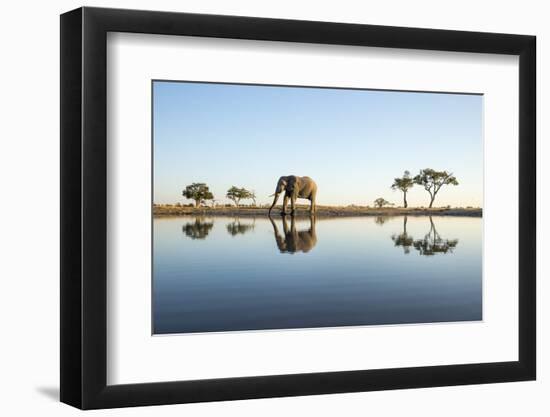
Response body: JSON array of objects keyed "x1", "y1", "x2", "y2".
[{"x1": 269, "y1": 192, "x2": 280, "y2": 214}]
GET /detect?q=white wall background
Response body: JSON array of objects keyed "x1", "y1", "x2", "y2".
[{"x1": 0, "y1": 0, "x2": 545, "y2": 415}]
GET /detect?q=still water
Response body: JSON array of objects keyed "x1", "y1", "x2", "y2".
[{"x1": 153, "y1": 215, "x2": 482, "y2": 334}]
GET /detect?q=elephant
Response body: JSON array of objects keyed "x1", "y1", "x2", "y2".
[
  {"x1": 269, "y1": 215, "x2": 317, "y2": 254},
  {"x1": 268, "y1": 175, "x2": 317, "y2": 215}
]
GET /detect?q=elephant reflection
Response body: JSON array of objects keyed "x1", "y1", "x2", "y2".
[
  {"x1": 182, "y1": 217, "x2": 214, "y2": 240},
  {"x1": 226, "y1": 218, "x2": 255, "y2": 236},
  {"x1": 269, "y1": 215, "x2": 317, "y2": 254},
  {"x1": 392, "y1": 216, "x2": 458, "y2": 256}
]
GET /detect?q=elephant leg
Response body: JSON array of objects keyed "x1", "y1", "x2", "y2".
[
  {"x1": 310, "y1": 193, "x2": 316, "y2": 214},
  {"x1": 282, "y1": 195, "x2": 289, "y2": 214},
  {"x1": 290, "y1": 195, "x2": 296, "y2": 214}
]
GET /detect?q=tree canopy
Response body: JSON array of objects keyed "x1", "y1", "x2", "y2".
[
  {"x1": 182, "y1": 183, "x2": 214, "y2": 207},
  {"x1": 249, "y1": 190, "x2": 257, "y2": 206},
  {"x1": 226, "y1": 186, "x2": 254, "y2": 207},
  {"x1": 391, "y1": 170, "x2": 415, "y2": 208},
  {"x1": 374, "y1": 197, "x2": 393, "y2": 208},
  {"x1": 413, "y1": 169, "x2": 458, "y2": 208}
]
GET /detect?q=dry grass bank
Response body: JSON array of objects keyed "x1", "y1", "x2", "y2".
[{"x1": 153, "y1": 205, "x2": 482, "y2": 218}]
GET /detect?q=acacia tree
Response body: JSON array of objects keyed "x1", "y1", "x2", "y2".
[
  {"x1": 413, "y1": 168, "x2": 458, "y2": 208},
  {"x1": 182, "y1": 183, "x2": 214, "y2": 207},
  {"x1": 226, "y1": 186, "x2": 253, "y2": 207},
  {"x1": 374, "y1": 197, "x2": 393, "y2": 208},
  {"x1": 391, "y1": 170, "x2": 415, "y2": 208}
]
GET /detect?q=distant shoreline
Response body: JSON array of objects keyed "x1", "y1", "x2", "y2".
[{"x1": 153, "y1": 205, "x2": 482, "y2": 218}]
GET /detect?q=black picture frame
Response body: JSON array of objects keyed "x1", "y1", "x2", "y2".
[{"x1": 60, "y1": 6, "x2": 536, "y2": 410}]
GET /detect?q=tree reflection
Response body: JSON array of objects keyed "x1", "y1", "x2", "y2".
[
  {"x1": 269, "y1": 215, "x2": 317, "y2": 254},
  {"x1": 413, "y1": 217, "x2": 458, "y2": 255},
  {"x1": 392, "y1": 216, "x2": 458, "y2": 256},
  {"x1": 226, "y1": 218, "x2": 256, "y2": 236},
  {"x1": 391, "y1": 216, "x2": 414, "y2": 254},
  {"x1": 375, "y1": 216, "x2": 391, "y2": 225},
  {"x1": 181, "y1": 217, "x2": 214, "y2": 240}
]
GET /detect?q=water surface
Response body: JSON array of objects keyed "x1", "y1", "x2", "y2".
[{"x1": 153, "y1": 215, "x2": 482, "y2": 334}]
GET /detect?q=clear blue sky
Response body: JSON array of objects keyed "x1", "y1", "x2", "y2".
[{"x1": 153, "y1": 81, "x2": 483, "y2": 207}]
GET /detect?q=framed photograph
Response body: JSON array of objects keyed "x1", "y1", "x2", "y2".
[{"x1": 60, "y1": 7, "x2": 536, "y2": 409}]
